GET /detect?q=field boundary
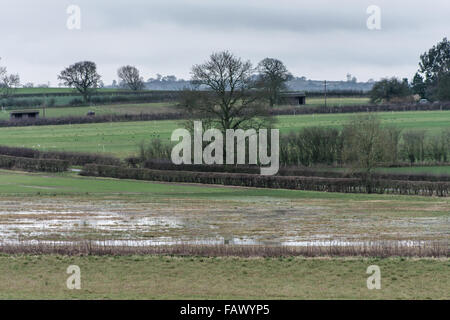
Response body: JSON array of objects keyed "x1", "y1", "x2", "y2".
[
  {"x1": 1, "y1": 102, "x2": 449, "y2": 127},
  {"x1": 0, "y1": 240, "x2": 447, "y2": 257},
  {"x1": 80, "y1": 164, "x2": 450, "y2": 196},
  {"x1": 137, "y1": 161, "x2": 450, "y2": 182}
]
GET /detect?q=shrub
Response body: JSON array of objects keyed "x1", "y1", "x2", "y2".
[
  {"x1": 369, "y1": 78, "x2": 411, "y2": 103},
  {"x1": 401, "y1": 130, "x2": 426, "y2": 163},
  {"x1": 280, "y1": 127, "x2": 342, "y2": 166},
  {"x1": 138, "y1": 139, "x2": 172, "y2": 163}
]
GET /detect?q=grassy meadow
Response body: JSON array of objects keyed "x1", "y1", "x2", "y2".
[
  {"x1": 0, "y1": 110, "x2": 448, "y2": 157},
  {"x1": 279, "y1": 96, "x2": 370, "y2": 107},
  {"x1": 1, "y1": 96, "x2": 369, "y2": 120},
  {"x1": 0, "y1": 255, "x2": 447, "y2": 299},
  {"x1": 0, "y1": 102, "x2": 177, "y2": 120},
  {"x1": 3, "y1": 168, "x2": 440, "y2": 200}
]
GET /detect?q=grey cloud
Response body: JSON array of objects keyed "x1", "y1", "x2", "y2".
[{"x1": 0, "y1": 0, "x2": 448, "y2": 84}]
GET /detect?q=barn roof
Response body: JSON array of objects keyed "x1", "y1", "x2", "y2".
[{"x1": 280, "y1": 92, "x2": 306, "y2": 97}]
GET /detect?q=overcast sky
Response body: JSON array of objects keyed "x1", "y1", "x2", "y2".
[{"x1": 1, "y1": 0, "x2": 448, "y2": 86}]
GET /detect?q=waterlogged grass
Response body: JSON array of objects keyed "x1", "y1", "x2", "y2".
[
  {"x1": 0, "y1": 110, "x2": 448, "y2": 157},
  {"x1": 0, "y1": 255, "x2": 447, "y2": 299},
  {"x1": 1, "y1": 170, "x2": 448, "y2": 243}
]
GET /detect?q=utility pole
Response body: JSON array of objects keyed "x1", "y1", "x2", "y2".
[
  {"x1": 42, "y1": 95, "x2": 46, "y2": 118},
  {"x1": 324, "y1": 80, "x2": 327, "y2": 107}
]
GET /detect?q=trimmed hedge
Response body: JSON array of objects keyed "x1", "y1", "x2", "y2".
[
  {"x1": 81, "y1": 164, "x2": 449, "y2": 197},
  {"x1": 271, "y1": 102, "x2": 450, "y2": 116},
  {"x1": 0, "y1": 154, "x2": 69, "y2": 172},
  {"x1": 0, "y1": 112, "x2": 187, "y2": 127},
  {"x1": 0, "y1": 145, "x2": 121, "y2": 166},
  {"x1": 136, "y1": 160, "x2": 450, "y2": 182}
]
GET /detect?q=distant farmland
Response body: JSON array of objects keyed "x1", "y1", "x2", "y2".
[
  {"x1": 0, "y1": 102, "x2": 177, "y2": 120},
  {"x1": 0, "y1": 96, "x2": 370, "y2": 120},
  {"x1": 0, "y1": 110, "x2": 447, "y2": 157}
]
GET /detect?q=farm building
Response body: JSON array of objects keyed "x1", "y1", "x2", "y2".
[
  {"x1": 279, "y1": 92, "x2": 306, "y2": 105},
  {"x1": 10, "y1": 110, "x2": 40, "y2": 120}
]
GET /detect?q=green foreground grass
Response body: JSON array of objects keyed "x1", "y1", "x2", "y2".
[
  {"x1": 0, "y1": 110, "x2": 448, "y2": 157},
  {"x1": 0, "y1": 255, "x2": 447, "y2": 299},
  {"x1": 0, "y1": 169, "x2": 445, "y2": 203}
]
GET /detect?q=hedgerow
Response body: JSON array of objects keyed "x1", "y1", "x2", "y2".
[
  {"x1": 81, "y1": 164, "x2": 449, "y2": 196},
  {"x1": 0, "y1": 154, "x2": 69, "y2": 172},
  {"x1": 0, "y1": 145, "x2": 121, "y2": 166}
]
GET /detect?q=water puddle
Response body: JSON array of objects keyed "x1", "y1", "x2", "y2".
[{"x1": 0, "y1": 198, "x2": 448, "y2": 245}]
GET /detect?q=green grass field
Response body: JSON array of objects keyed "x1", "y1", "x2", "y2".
[
  {"x1": 0, "y1": 110, "x2": 448, "y2": 157},
  {"x1": 0, "y1": 102, "x2": 177, "y2": 120},
  {"x1": 2, "y1": 169, "x2": 434, "y2": 201},
  {"x1": 282, "y1": 96, "x2": 370, "y2": 107},
  {"x1": 2, "y1": 96, "x2": 368, "y2": 119},
  {"x1": 0, "y1": 255, "x2": 447, "y2": 299}
]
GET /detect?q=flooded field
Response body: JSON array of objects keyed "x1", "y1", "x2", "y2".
[{"x1": 1, "y1": 196, "x2": 448, "y2": 246}]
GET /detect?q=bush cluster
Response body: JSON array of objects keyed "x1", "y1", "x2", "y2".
[{"x1": 279, "y1": 126, "x2": 449, "y2": 167}]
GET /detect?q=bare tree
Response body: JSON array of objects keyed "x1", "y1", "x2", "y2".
[
  {"x1": 256, "y1": 58, "x2": 293, "y2": 106},
  {"x1": 58, "y1": 61, "x2": 101, "y2": 103},
  {"x1": 0, "y1": 58, "x2": 20, "y2": 99},
  {"x1": 342, "y1": 114, "x2": 392, "y2": 191},
  {"x1": 183, "y1": 51, "x2": 270, "y2": 133},
  {"x1": 117, "y1": 65, "x2": 145, "y2": 91}
]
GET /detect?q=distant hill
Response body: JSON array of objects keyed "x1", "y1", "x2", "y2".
[
  {"x1": 106, "y1": 76, "x2": 375, "y2": 92},
  {"x1": 287, "y1": 78, "x2": 374, "y2": 92}
]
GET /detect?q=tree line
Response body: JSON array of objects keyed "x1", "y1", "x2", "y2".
[{"x1": 369, "y1": 38, "x2": 450, "y2": 103}]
